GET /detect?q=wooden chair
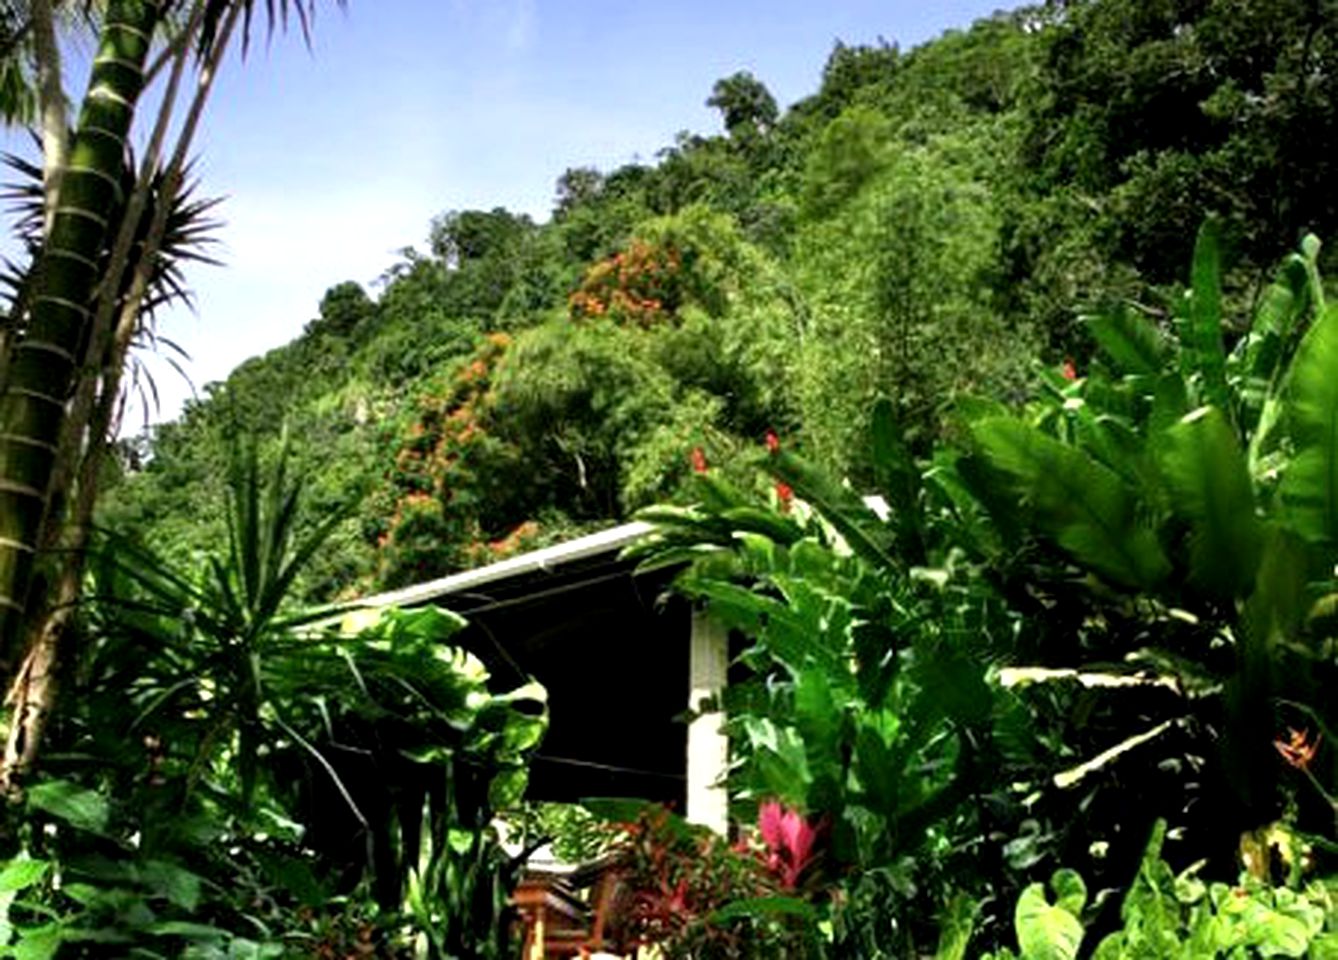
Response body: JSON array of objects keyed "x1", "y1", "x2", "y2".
[{"x1": 512, "y1": 856, "x2": 627, "y2": 959}]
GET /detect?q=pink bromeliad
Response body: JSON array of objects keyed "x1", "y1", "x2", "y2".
[{"x1": 756, "y1": 800, "x2": 820, "y2": 890}]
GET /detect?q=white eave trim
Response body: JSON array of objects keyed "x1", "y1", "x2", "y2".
[
  {"x1": 358, "y1": 520, "x2": 655, "y2": 610},
  {"x1": 352, "y1": 494, "x2": 889, "y2": 612}
]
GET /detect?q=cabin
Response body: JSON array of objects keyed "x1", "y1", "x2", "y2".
[{"x1": 355, "y1": 521, "x2": 730, "y2": 834}]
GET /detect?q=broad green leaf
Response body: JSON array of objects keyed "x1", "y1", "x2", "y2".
[
  {"x1": 1159, "y1": 406, "x2": 1262, "y2": 598},
  {"x1": 676, "y1": 576, "x2": 780, "y2": 633},
  {"x1": 26, "y1": 781, "x2": 109, "y2": 834},
  {"x1": 141, "y1": 860, "x2": 202, "y2": 912},
  {"x1": 767, "y1": 451, "x2": 898, "y2": 574},
  {"x1": 1308, "y1": 932, "x2": 1338, "y2": 959},
  {"x1": 693, "y1": 472, "x2": 753, "y2": 513},
  {"x1": 742, "y1": 717, "x2": 812, "y2": 804},
  {"x1": 0, "y1": 858, "x2": 47, "y2": 894},
  {"x1": 12, "y1": 927, "x2": 61, "y2": 960},
  {"x1": 489, "y1": 768, "x2": 530, "y2": 810},
  {"x1": 793, "y1": 667, "x2": 843, "y2": 800},
  {"x1": 913, "y1": 643, "x2": 992, "y2": 725},
  {"x1": 1051, "y1": 869, "x2": 1087, "y2": 917},
  {"x1": 870, "y1": 398, "x2": 927, "y2": 564},
  {"x1": 386, "y1": 605, "x2": 468, "y2": 644},
  {"x1": 934, "y1": 893, "x2": 979, "y2": 960},
  {"x1": 1179, "y1": 219, "x2": 1230, "y2": 414},
  {"x1": 1279, "y1": 304, "x2": 1338, "y2": 545},
  {"x1": 1242, "y1": 255, "x2": 1308, "y2": 379},
  {"x1": 255, "y1": 851, "x2": 325, "y2": 907},
  {"x1": 1015, "y1": 881, "x2": 1084, "y2": 960},
  {"x1": 853, "y1": 721, "x2": 900, "y2": 816},
  {"x1": 1087, "y1": 304, "x2": 1166, "y2": 375},
  {"x1": 1239, "y1": 906, "x2": 1311, "y2": 957},
  {"x1": 719, "y1": 506, "x2": 804, "y2": 545},
  {"x1": 973, "y1": 418, "x2": 1170, "y2": 589}
]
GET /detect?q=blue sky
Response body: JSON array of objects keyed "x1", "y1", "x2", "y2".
[{"x1": 7, "y1": 0, "x2": 1015, "y2": 426}]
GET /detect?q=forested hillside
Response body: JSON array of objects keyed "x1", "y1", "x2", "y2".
[{"x1": 102, "y1": 0, "x2": 1338, "y2": 603}]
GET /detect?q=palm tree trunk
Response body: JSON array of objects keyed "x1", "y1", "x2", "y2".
[
  {"x1": 30, "y1": 0, "x2": 70, "y2": 235},
  {"x1": 0, "y1": 3, "x2": 234, "y2": 788},
  {"x1": 0, "y1": 0, "x2": 161, "y2": 694}
]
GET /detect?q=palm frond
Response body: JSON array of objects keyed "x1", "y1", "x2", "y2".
[
  {"x1": 198, "y1": 0, "x2": 346, "y2": 58},
  {"x1": 2, "y1": 149, "x2": 223, "y2": 324}
]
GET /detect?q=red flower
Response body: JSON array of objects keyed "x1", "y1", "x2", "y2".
[
  {"x1": 757, "y1": 800, "x2": 820, "y2": 890},
  {"x1": 1275, "y1": 727, "x2": 1322, "y2": 771},
  {"x1": 690, "y1": 446, "x2": 708, "y2": 474},
  {"x1": 1061, "y1": 357, "x2": 1078, "y2": 381},
  {"x1": 765, "y1": 430, "x2": 781, "y2": 455},
  {"x1": 775, "y1": 481, "x2": 794, "y2": 513}
]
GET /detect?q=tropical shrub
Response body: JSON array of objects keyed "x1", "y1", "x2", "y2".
[
  {"x1": 629, "y1": 223, "x2": 1338, "y2": 957},
  {"x1": 14, "y1": 440, "x2": 548, "y2": 958},
  {"x1": 965, "y1": 225, "x2": 1338, "y2": 864},
  {"x1": 985, "y1": 821, "x2": 1338, "y2": 960},
  {"x1": 631, "y1": 422, "x2": 1041, "y2": 955},
  {"x1": 587, "y1": 801, "x2": 821, "y2": 960}
]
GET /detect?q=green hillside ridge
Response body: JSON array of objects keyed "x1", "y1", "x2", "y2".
[{"x1": 102, "y1": 0, "x2": 1338, "y2": 604}]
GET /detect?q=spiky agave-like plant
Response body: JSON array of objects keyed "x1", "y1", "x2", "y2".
[{"x1": 0, "y1": 0, "x2": 344, "y2": 791}]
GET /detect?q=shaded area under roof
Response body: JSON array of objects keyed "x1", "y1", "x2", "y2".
[{"x1": 357, "y1": 522, "x2": 690, "y2": 807}]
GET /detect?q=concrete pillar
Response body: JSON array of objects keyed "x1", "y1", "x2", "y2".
[{"x1": 686, "y1": 609, "x2": 729, "y2": 834}]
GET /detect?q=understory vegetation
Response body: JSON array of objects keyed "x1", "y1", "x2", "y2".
[{"x1": 5, "y1": 0, "x2": 1338, "y2": 956}]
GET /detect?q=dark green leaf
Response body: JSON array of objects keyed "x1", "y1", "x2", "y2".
[
  {"x1": 1159, "y1": 406, "x2": 1261, "y2": 598},
  {"x1": 1087, "y1": 304, "x2": 1166, "y2": 376},
  {"x1": 973, "y1": 418, "x2": 1170, "y2": 589},
  {"x1": 709, "y1": 896, "x2": 819, "y2": 924},
  {"x1": 26, "y1": 781, "x2": 109, "y2": 834}
]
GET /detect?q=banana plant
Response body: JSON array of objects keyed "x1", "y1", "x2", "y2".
[
  {"x1": 630, "y1": 420, "x2": 1033, "y2": 957},
  {"x1": 966, "y1": 223, "x2": 1338, "y2": 843}
]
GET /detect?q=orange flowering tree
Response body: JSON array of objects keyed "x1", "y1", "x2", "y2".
[
  {"x1": 569, "y1": 238, "x2": 686, "y2": 327},
  {"x1": 566, "y1": 206, "x2": 767, "y2": 329},
  {"x1": 372, "y1": 208, "x2": 799, "y2": 590},
  {"x1": 372, "y1": 334, "x2": 539, "y2": 587}
]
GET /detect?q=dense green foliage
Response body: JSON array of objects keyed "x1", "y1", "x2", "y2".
[
  {"x1": 106, "y1": 0, "x2": 1338, "y2": 597},
  {"x1": 65, "y1": 1, "x2": 1338, "y2": 956},
  {"x1": 2, "y1": 443, "x2": 547, "y2": 957},
  {"x1": 626, "y1": 227, "x2": 1338, "y2": 957}
]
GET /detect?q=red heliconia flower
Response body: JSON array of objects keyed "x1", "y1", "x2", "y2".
[
  {"x1": 1061, "y1": 357, "x2": 1078, "y2": 381},
  {"x1": 765, "y1": 430, "x2": 781, "y2": 455},
  {"x1": 690, "y1": 446, "x2": 708, "y2": 474},
  {"x1": 757, "y1": 800, "x2": 820, "y2": 890},
  {"x1": 1275, "y1": 727, "x2": 1322, "y2": 771},
  {"x1": 775, "y1": 481, "x2": 794, "y2": 513}
]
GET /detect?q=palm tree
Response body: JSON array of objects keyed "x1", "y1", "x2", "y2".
[{"x1": 0, "y1": 0, "x2": 342, "y2": 790}]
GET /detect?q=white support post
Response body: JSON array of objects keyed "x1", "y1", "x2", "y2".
[{"x1": 686, "y1": 608, "x2": 729, "y2": 834}]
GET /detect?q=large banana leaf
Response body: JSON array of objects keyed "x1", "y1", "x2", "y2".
[
  {"x1": 973, "y1": 418, "x2": 1170, "y2": 589},
  {"x1": 1086, "y1": 304, "x2": 1166, "y2": 376},
  {"x1": 869, "y1": 398, "x2": 927, "y2": 565},
  {"x1": 767, "y1": 450, "x2": 898, "y2": 574},
  {"x1": 1177, "y1": 220, "x2": 1230, "y2": 416},
  {"x1": 1157, "y1": 406, "x2": 1262, "y2": 600},
  {"x1": 1233, "y1": 253, "x2": 1308, "y2": 447},
  {"x1": 1278, "y1": 304, "x2": 1338, "y2": 546}
]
